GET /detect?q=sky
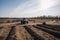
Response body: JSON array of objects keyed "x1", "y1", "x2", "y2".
[{"x1": 0, "y1": 0, "x2": 60, "y2": 17}]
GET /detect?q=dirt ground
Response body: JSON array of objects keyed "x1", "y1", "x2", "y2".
[{"x1": 0, "y1": 19, "x2": 60, "y2": 40}]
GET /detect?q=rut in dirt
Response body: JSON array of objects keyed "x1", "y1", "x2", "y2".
[
  {"x1": 23, "y1": 26, "x2": 44, "y2": 40},
  {"x1": 5, "y1": 26, "x2": 16, "y2": 40},
  {"x1": 33, "y1": 25, "x2": 60, "y2": 39}
]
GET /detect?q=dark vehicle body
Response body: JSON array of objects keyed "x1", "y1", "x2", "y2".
[{"x1": 21, "y1": 18, "x2": 28, "y2": 24}]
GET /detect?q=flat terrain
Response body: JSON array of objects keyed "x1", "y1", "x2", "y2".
[{"x1": 0, "y1": 19, "x2": 60, "y2": 40}]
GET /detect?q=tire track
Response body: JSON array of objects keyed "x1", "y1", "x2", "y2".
[
  {"x1": 15, "y1": 25, "x2": 34, "y2": 40},
  {"x1": 5, "y1": 26, "x2": 16, "y2": 40},
  {"x1": 26, "y1": 25, "x2": 60, "y2": 40},
  {"x1": 33, "y1": 25, "x2": 60, "y2": 39},
  {"x1": 37, "y1": 24, "x2": 60, "y2": 31},
  {"x1": 23, "y1": 25, "x2": 44, "y2": 40}
]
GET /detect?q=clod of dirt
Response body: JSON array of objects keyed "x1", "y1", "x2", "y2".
[
  {"x1": 0, "y1": 27, "x2": 3, "y2": 29},
  {"x1": 42, "y1": 22, "x2": 46, "y2": 25}
]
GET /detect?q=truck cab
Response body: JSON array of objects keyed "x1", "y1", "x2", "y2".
[{"x1": 21, "y1": 18, "x2": 28, "y2": 24}]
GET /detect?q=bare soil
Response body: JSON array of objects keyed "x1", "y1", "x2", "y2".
[{"x1": 0, "y1": 19, "x2": 60, "y2": 40}]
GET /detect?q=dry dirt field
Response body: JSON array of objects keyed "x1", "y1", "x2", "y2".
[{"x1": 0, "y1": 18, "x2": 60, "y2": 40}]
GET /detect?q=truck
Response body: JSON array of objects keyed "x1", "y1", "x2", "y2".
[{"x1": 21, "y1": 18, "x2": 28, "y2": 24}]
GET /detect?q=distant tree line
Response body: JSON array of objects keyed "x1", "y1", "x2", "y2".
[{"x1": 29, "y1": 16, "x2": 60, "y2": 20}]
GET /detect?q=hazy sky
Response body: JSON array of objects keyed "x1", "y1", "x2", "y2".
[{"x1": 0, "y1": 0, "x2": 60, "y2": 17}]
